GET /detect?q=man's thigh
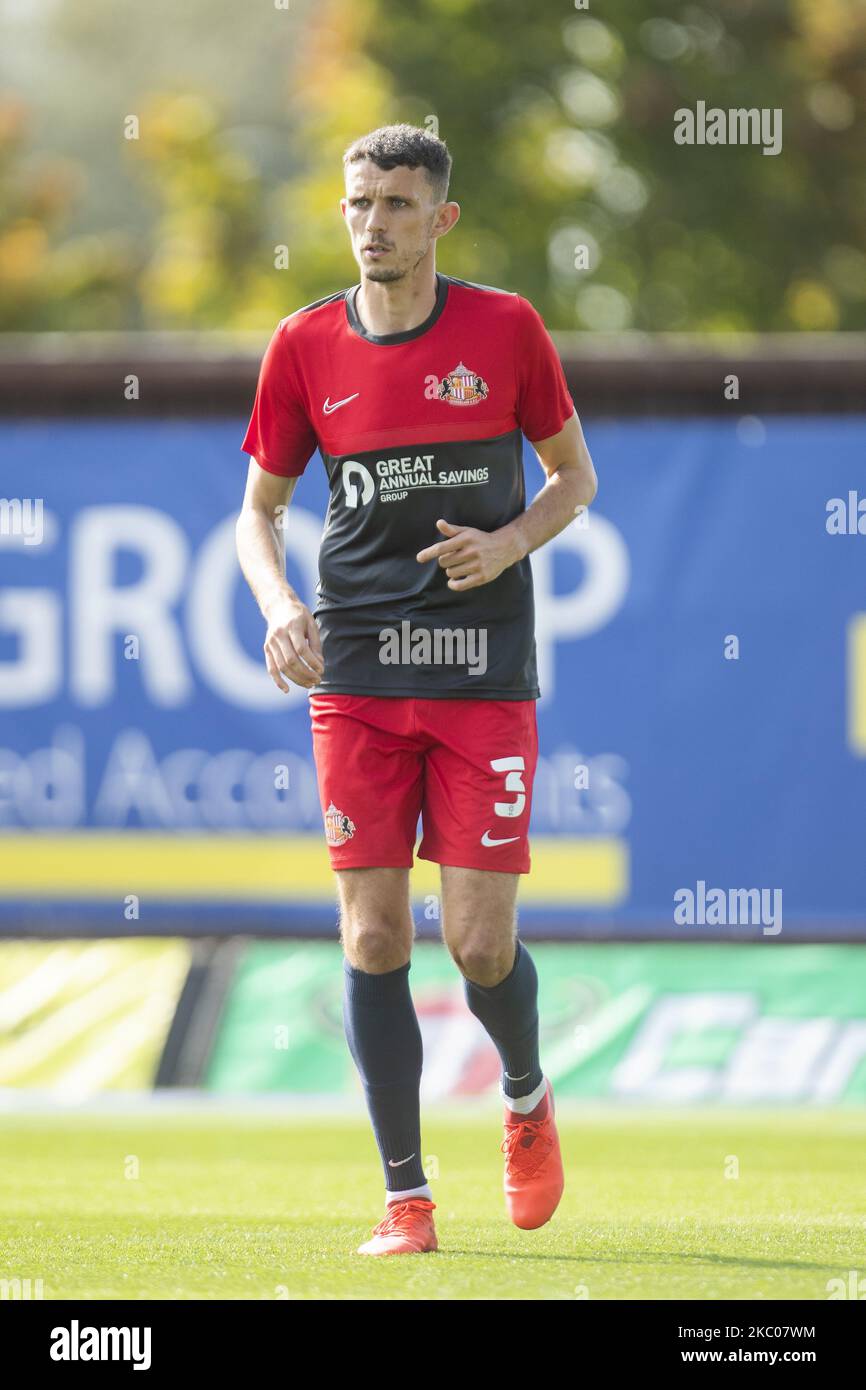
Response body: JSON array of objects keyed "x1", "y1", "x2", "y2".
[
  {"x1": 417, "y1": 698, "x2": 538, "y2": 874},
  {"x1": 439, "y1": 863, "x2": 520, "y2": 931},
  {"x1": 439, "y1": 864, "x2": 520, "y2": 983}
]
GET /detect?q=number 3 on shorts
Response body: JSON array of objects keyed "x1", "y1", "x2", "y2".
[{"x1": 490, "y1": 755, "x2": 526, "y2": 819}]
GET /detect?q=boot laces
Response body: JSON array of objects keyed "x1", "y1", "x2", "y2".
[
  {"x1": 372, "y1": 1198, "x2": 435, "y2": 1238},
  {"x1": 501, "y1": 1117, "x2": 553, "y2": 1177}
]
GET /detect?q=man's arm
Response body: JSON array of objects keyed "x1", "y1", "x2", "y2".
[
  {"x1": 235, "y1": 458, "x2": 324, "y2": 691},
  {"x1": 510, "y1": 409, "x2": 598, "y2": 559},
  {"x1": 416, "y1": 409, "x2": 597, "y2": 590}
]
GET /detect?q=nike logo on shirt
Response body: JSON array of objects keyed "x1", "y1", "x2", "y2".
[
  {"x1": 323, "y1": 392, "x2": 360, "y2": 414},
  {"x1": 481, "y1": 831, "x2": 520, "y2": 847}
]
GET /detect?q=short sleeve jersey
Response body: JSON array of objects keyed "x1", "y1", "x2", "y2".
[{"x1": 240, "y1": 273, "x2": 573, "y2": 699}]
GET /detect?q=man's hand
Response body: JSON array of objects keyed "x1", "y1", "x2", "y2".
[
  {"x1": 263, "y1": 594, "x2": 324, "y2": 692},
  {"x1": 416, "y1": 518, "x2": 524, "y2": 591}
]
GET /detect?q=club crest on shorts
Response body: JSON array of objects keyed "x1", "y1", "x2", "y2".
[
  {"x1": 324, "y1": 801, "x2": 356, "y2": 846},
  {"x1": 437, "y1": 361, "x2": 489, "y2": 406}
]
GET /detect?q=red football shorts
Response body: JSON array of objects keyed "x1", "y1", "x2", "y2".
[{"x1": 309, "y1": 694, "x2": 538, "y2": 874}]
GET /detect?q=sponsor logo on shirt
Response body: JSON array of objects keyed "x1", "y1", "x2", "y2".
[
  {"x1": 340, "y1": 453, "x2": 489, "y2": 507},
  {"x1": 436, "y1": 361, "x2": 489, "y2": 407},
  {"x1": 341, "y1": 460, "x2": 376, "y2": 508}
]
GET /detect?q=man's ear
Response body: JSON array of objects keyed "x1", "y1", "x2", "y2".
[{"x1": 433, "y1": 201, "x2": 460, "y2": 239}]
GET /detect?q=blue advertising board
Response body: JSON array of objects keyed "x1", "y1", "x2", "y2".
[{"x1": 1, "y1": 413, "x2": 864, "y2": 936}]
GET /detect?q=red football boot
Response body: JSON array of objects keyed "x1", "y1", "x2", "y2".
[
  {"x1": 356, "y1": 1198, "x2": 438, "y2": 1256},
  {"x1": 501, "y1": 1079, "x2": 564, "y2": 1230}
]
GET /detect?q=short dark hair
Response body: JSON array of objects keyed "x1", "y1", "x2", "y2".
[{"x1": 343, "y1": 124, "x2": 452, "y2": 201}]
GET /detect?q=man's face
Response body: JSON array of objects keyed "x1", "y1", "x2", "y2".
[{"x1": 341, "y1": 158, "x2": 455, "y2": 283}]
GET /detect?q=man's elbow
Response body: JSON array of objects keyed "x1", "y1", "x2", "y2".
[
  {"x1": 237, "y1": 499, "x2": 273, "y2": 528},
  {"x1": 584, "y1": 461, "x2": 598, "y2": 505},
  {"x1": 568, "y1": 456, "x2": 597, "y2": 506},
  {"x1": 235, "y1": 504, "x2": 269, "y2": 553}
]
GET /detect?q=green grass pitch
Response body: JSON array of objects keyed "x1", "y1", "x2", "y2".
[{"x1": 1, "y1": 1105, "x2": 863, "y2": 1300}]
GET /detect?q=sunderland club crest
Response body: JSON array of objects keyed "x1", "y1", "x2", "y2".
[
  {"x1": 324, "y1": 802, "x2": 356, "y2": 846},
  {"x1": 438, "y1": 362, "x2": 489, "y2": 406}
]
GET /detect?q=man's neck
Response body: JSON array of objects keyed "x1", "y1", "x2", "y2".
[{"x1": 355, "y1": 266, "x2": 439, "y2": 337}]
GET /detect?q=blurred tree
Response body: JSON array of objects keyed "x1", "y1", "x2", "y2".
[
  {"x1": 0, "y1": 0, "x2": 314, "y2": 331},
  {"x1": 0, "y1": 94, "x2": 137, "y2": 330},
  {"x1": 0, "y1": 0, "x2": 863, "y2": 332},
  {"x1": 132, "y1": 92, "x2": 278, "y2": 329},
  {"x1": 331, "y1": 0, "x2": 866, "y2": 332}
]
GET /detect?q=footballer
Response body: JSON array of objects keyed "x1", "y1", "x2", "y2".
[{"x1": 236, "y1": 125, "x2": 597, "y2": 1255}]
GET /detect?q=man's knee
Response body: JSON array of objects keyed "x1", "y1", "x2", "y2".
[
  {"x1": 341, "y1": 914, "x2": 411, "y2": 972},
  {"x1": 446, "y1": 920, "x2": 516, "y2": 986},
  {"x1": 337, "y1": 870, "x2": 414, "y2": 972}
]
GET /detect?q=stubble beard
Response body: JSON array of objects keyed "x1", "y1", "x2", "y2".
[
  {"x1": 362, "y1": 265, "x2": 404, "y2": 283},
  {"x1": 358, "y1": 241, "x2": 430, "y2": 285}
]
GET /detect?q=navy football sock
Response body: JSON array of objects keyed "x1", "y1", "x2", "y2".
[
  {"x1": 342, "y1": 958, "x2": 427, "y2": 1193},
  {"x1": 463, "y1": 939, "x2": 543, "y2": 1100}
]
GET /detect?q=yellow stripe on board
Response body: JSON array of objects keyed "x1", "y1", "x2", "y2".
[
  {"x1": 0, "y1": 834, "x2": 628, "y2": 906},
  {"x1": 847, "y1": 613, "x2": 866, "y2": 756}
]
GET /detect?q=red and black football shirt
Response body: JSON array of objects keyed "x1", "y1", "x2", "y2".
[{"x1": 240, "y1": 273, "x2": 574, "y2": 699}]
